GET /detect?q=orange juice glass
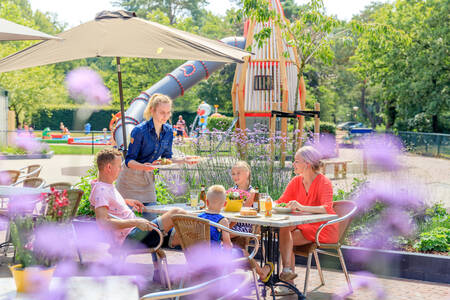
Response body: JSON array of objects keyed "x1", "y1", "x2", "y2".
[{"x1": 265, "y1": 198, "x2": 273, "y2": 217}]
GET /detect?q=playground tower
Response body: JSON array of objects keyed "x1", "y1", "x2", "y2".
[{"x1": 231, "y1": 0, "x2": 303, "y2": 165}]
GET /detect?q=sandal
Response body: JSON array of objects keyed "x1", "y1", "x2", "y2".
[
  {"x1": 261, "y1": 262, "x2": 274, "y2": 283},
  {"x1": 273, "y1": 286, "x2": 295, "y2": 296},
  {"x1": 280, "y1": 270, "x2": 298, "y2": 281}
]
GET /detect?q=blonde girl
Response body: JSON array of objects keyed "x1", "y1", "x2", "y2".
[{"x1": 229, "y1": 161, "x2": 255, "y2": 235}]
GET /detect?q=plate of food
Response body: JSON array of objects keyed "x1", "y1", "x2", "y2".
[
  {"x1": 238, "y1": 208, "x2": 261, "y2": 218},
  {"x1": 152, "y1": 158, "x2": 176, "y2": 168},
  {"x1": 273, "y1": 203, "x2": 292, "y2": 214}
]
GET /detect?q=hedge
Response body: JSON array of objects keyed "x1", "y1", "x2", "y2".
[
  {"x1": 31, "y1": 106, "x2": 204, "y2": 132},
  {"x1": 32, "y1": 107, "x2": 121, "y2": 131}
]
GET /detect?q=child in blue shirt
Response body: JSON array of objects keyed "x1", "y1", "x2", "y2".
[{"x1": 198, "y1": 185, "x2": 273, "y2": 282}]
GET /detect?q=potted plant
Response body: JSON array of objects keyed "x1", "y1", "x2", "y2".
[
  {"x1": 224, "y1": 188, "x2": 250, "y2": 212},
  {"x1": 9, "y1": 188, "x2": 71, "y2": 293}
]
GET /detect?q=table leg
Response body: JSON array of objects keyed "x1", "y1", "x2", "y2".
[{"x1": 260, "y1": 226, "x2": 306, "y2": 300}]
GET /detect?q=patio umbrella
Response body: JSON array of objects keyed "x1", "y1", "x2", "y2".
[
  {"x1": 0, "y1": 10, "x2": 250, "y2": 152},
  {"x1": 0, "y1": 18, "x2": 60, "y2": 41}
]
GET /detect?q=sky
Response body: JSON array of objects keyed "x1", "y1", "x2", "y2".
[{"x1": 29, "y1": 0, "x2": 386, "y2": 28}]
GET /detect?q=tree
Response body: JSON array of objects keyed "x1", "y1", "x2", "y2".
[
  {"x1": 351, "y1": 0, "x2": 449, "y2": 132},
  {"x1": 114, "y1": 0, "x2": 208, "y2": 24}
]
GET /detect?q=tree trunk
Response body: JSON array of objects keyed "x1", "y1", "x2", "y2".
[
  {"x1": 291, "y1": 74, "x2": 301, "y2": 153},
  {"x1": 359, "y1": 79, "x2": 376, "y2": 128},
  {"x1": 432, "y1": 114, "x2": 438, "y2": 132},
  {"x1": 385, "y1": 98, "x2": 396, "y2": 130},
  {"x1": 297, "y1": 75, "x2": 307, "y2": 149}
]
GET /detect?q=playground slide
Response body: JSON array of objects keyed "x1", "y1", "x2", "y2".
[{"x1": 113, "y1": 36, "x2": 246, "y2": 149}]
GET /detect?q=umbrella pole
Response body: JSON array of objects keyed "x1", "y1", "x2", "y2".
[{"x1": 116, "y1": 56, "x2": 128, "y2": 156}]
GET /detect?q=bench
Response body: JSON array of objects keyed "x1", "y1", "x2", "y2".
[{"x1": 321, "y1": 159, "x2": 352, "y2": 179}]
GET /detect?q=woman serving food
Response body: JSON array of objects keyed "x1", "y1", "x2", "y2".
[{"x1": 116, "y1": 93, "x2": 191, "y2": 220}]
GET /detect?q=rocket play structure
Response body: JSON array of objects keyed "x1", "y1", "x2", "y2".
[
  {"x1": 113, "y1": 36, "x2": 245, "y2": 149},
  {"x1": 114, "y1": 0, "x2": 320, "y2": 164}
]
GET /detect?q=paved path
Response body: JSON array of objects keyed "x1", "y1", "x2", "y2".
[
  {"x1": 1, "y1": 148, "x2": 449, "y2": 207},
  {"x1": 109, "y1": 250, "x2": 450, "y2": 299},
  {"x1": 0, "y1": 155, "x2": 94, "y2": 186},
  {"x1": 323, "y1": 148, "x2": 450, "y2": 208}
]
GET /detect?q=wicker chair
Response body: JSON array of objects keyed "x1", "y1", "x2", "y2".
[
  {"x1": 293, "y1": 200, "x2": 357, "y2": 296},
  {"x1": 12, "y1": 177, "x2": 46, "y2": 189},
  {"x1": 0, "y1": 170, "x2": 21, "y2": 185},
  {"x1": 46, "y1": 182, "x2": 72, "y2": 190},
  {"x1": 140, "y1": 270, "x2": 253, "y2": 300},
  {"x1": 104, "y1": 213, "x2": 172, "y2": 289},
  {"x1": 19, "y1": 164, "x2": 42, "y2": 179},
  {"x1": 171, "y1": 214, "x2": 261, "y2": 299}
]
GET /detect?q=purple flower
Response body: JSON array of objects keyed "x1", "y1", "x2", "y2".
[
  {"x1": 7, "y1": 194, "x2": 41, "y2": 216},
  {"x1": 361, "y1": 134, "x2": 403, "y2": 171},
  {"x1": 55, "y1": 260, "x2": 79, "y2": 278},
  {"x1": 0, "y1": 171, "x2": 11, "y2": 185},
  {"x1": 355, "y1": 209, "x2": 414, "y2": 252},
  {"x1": 13, "y1": 133, "x2": 47, "y2": 154},
  {"x1": 169, "y1": 244, "x2": 250, "y2": 298},
  {"x1": 306, "y1": 133, "x2": 336, "y2": 159},
  {"x1": 165, "y1": 175, "x2": 188, "y2": 196},
  {"x1": 66, "y1": 67, "x2": 111, "y2": 106},
  {"x1": 354, "y1": 180, "x2": 424, "y2": 211},
  {"x1": 333, "y1": 271, "x2": 386, "y2": 300},
  {"x1": 33, "y1": 222, "x2": 111, "y2": 259}
]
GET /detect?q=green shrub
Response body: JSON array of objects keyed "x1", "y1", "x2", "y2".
[
  {"x1": 413, "y1": 227, "x2": 450, "y2": 252},
  {"x1": 74, "y1": 166, "x2": 97, "y2": 217},
  {"x1": 155, "y1": 177, "x2": 173, "y2": 205},
  {"x1": 333, "y1": 178, "x2": 364, "y2": 202},
  {"x1": 304, "y1": 121, "x2": 336, "y2": 135},
  {"x1": 207, "y1": 116, "x2": 233, "y2": 132},
  {"x1": 406, "y1": 112, "x2": 433, "y2": 132}
]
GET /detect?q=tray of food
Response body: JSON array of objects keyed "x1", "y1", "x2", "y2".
[{"x1": 273, "y1": 203, "x2": 292, "y2": 214}]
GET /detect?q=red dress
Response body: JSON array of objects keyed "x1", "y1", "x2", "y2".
[{"x1": 277, "y1": 174, "x2": 338, "y2": 244}]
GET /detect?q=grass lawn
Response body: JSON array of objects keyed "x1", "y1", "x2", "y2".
[{"x1": 49, "y1": 144, "x2": 109, "y2": 155}]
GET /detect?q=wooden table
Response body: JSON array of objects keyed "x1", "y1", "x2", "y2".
[
  {"x1": 321, "y1": 159, "x2": 352, "y2": 179},
  {"x1": 146, "y1": 203, "x2": 337, "y2": 300}
]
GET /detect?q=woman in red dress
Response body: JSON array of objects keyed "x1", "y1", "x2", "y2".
[{"x1": 276, "y1": 146, "x2": 338, "y2": 287}]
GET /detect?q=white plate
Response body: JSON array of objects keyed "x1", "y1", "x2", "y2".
[
  {"x1": 273, "y1": 206, "x2": 292, "y2": 214},
  {"x1": 237, "y1": 214, "x2": 262, "y2": 218}
]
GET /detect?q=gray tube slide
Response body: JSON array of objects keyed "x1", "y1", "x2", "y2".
[{"x1": 114, "y1": 36, "x2": 246, "y2": 149}]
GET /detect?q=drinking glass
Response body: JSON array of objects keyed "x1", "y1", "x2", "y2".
[
  {"x1": 190, "y1": 190, "x2": 199, "y2": 208},
  {"x1": 259, "y1": 193, "x2": 268, "y2": 213},
  {"x1": 265, "y1": 196, "x2": 273, "y2": 217}
]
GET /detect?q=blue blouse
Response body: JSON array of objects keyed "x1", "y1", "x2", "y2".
[{"x1": 125, "y1": 119, "x2": 174, "y2": 167}]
